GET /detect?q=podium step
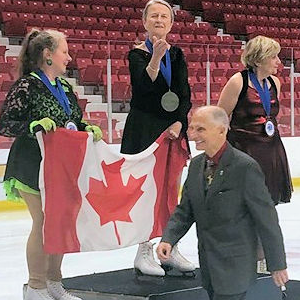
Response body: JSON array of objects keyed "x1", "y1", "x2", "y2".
[
  {"x1": 23, "y1": 268, "x2": 300, "y2": 300},
  {"x1": 62, "y1": 268, "x2": 284, "y2": 300}
]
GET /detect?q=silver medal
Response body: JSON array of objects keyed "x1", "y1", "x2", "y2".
[
  {"x1": 161, "y1": 91, "x2": 179, "y2": 112},
  {"x1": 65, "y1": 121, "x2": 78, "y2": 131},
  {"x1": 265, "y1": 120, "x2": 275, "y2": 137}
]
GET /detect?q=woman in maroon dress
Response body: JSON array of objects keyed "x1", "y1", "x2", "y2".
[
  {"x1": 218, "y1": 35, "x2": 292, "y2": 273},
  {"x1": 218, "y1": 35, "x2": 292, "y2": 205}
]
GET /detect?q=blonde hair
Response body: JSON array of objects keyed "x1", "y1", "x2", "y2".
[
  {"x1": 143, "y1": 0, "x2": 174, "y2": 22},
  {"x1": 18, "y1": 28, "x2": 66, "y2": 77},
  {"x1": 241, "y1": 35, "x2": 280, "y2": 69}
]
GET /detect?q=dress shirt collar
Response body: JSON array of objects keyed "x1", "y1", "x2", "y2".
[{"x1": 206, "y1": 141, "x2": 227, "y2": 166}]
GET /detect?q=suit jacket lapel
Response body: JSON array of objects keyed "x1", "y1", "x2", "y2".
[
  {"x1": 196, "y1": 154, "x2": 206, "y2": 202},
  {"x1": 205, "y1": 143, "x2": 234, "y2": 199}
]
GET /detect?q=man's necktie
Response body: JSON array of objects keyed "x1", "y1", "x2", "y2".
[{"x1": 204, "y1": 159, "x2": 215, "y2": 187}]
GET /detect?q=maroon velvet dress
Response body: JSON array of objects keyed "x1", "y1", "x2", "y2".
[{"x1": 227, "y1": 70, "x2": 292, "y2": 205}]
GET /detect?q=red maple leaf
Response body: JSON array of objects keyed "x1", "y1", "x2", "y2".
[{"x1": 86, "y1": 158, "x2": 147, "y2": 245}]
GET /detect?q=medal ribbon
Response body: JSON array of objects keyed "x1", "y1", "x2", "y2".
[
  {"x1": 145, "y1": 38, "x2": 171, "y2": 88},
  {"x1": 249, "y1": 70, "x2": 271, "y2": 116},
  {"x1": 36, "y1": 70, "x2": 71, "y2": 116}
]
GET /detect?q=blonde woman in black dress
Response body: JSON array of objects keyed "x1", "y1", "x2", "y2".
[{"x1": 121, "y1": 0, "x2": 194, "y2": 276}]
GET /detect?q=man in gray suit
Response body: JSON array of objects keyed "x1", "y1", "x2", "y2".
[{"x1": 157, "y1": 106, "x2": 288, "y2": 300}]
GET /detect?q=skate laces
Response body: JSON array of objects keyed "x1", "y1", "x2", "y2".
[
  {"x1": 171, "y1": 245, "x2": 186, "y2": 261},
  {"x1": 141, "y1": 242, "x2": 153, "y2": 255}
]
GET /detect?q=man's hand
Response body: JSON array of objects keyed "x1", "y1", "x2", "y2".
[
  {"x1": 156, "y1": 242, "x2": 172, "y2": 261},
  {"x1": 271, "y1": 269, "x2": 289, "y2": 287}
]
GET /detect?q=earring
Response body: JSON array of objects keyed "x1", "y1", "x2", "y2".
[{"x1": 46, "y1": 58, "x2": 52, "y2": 66}]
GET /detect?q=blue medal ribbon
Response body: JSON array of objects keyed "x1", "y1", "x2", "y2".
[
  {"x1": 249, "y1": 70, "x2": 271, "y2": 116},
  {"x1": 145, "y1": 38, "x2": 171, "y2": 87},
  {"x1": 36, "y1": 70, "x2": 71, "y2": 116}
]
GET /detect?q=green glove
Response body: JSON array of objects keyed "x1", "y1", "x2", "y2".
[
  {"x1": 85, "y1": 125, "x2": 102, "y2": 142},
  {"x1": 30, "y1": 117, "x2": 57, "y2": 134}
]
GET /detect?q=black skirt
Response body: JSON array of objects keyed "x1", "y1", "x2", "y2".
[
  {"x1": 4, "y1": 135, "x2": 41, "y2": 191},
  {"x1": 121, "y1": 108, "x2": 176, "y2": 154}
]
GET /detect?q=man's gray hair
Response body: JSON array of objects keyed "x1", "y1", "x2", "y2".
[{"x1": 195, "y1": 106, "x2": 229, "y2": 129}]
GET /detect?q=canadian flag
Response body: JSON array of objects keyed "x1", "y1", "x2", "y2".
[{"x1": 37, "y1": 129, "x2": 189, "y2": 254}]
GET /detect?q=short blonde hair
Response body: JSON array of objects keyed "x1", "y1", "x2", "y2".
[
  {"x1": 142, "y1": 0, "x2": 174, "y2": 22},
  {"x1": 241, "y1": 35, "x2": 280, "y2": 68}
]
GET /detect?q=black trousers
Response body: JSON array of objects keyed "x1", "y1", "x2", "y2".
[{"x1": 201, "y1": 250, "x2": 247, "y2": 300}]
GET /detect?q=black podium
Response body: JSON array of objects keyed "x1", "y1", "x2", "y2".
[{"x1": 59, "y1": 268, "x2": 293, "y2": 300}]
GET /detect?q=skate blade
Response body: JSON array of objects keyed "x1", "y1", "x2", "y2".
[
  {"x1": 161, "y1": 265, "x2": 196, "y2": 278},
  {"x1": 134, "y1": 268, "x2": 165, "y2": 279}
]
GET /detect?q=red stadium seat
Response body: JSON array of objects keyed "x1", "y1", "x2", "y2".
[
  {"x1": 107, "y1": 30, "x2": 122, "y2": 40},
  {"x1": 211, "y1": 91, "x2": 221, "y2": 102},
  {"x1": 106, "y1": 6, "x2": 121, "y2": 18},
  {"x1": 112, "y1": 81, "x2": 130, "y2": 101},
  {"x1": 76, "y1": 58, "x2": 93, "y2": 70},
  {"x1": 0, "y1": 79, "x2": 14, "y2": 92},
  {"x1": 80, "y1": 65, "x2": 102, "y2": 85},
  {"x1": 9, "y1": 0, "x2": 28, "y2": 13},
  {"x1": 122, "y1": 32, "x2": 137, "y2": 41},
  {"x1": 192, "y1": 91, "x2": 206, "y2": 105},
  {"x1": 0, "y1": 0, "x2": 12, "y2": 11},
  {"x1": 121, "y1": 7, "x2": 135, "y2": 18},
  {"x1": 180, "y1": 33, "x2": 194, "y2": 43},
  {"x1": 221, "y1": 36, "x2": 235, "y2": 45},
  {"x1": 102, "y1": 74, "x2": 118, "y2": 86},
  {"x1": 192, "y1": 83, "x2": 206, "y2": 93},
  {"x1": 44, "y1": 2, "x2": 60, "y2": 14},
  {"x1": 2, "y1": 12, "x2": 17, "y2": 23},
  {"x1": 220, "y1": 48, "x2": 233, "y2": 57},
  {"x1": 90, "y1": 30, "x2": 107, "y2": 40},
  {"x1": 194, "y1": 34, "x2": 209, "y2": 44},
  {"x1": 84, "y1": 43, "x2": 99, "y2": 55},
  {"x1": 208, "y1": 36, "x2": 222, "y2": 44},
  {"x1": 118, "y1": 74, "x2": 130, "y2": 84},
  {"x1": 190, "y1": 46, "x2": 205, "y2": 55},
  {"x1": 213, "y1": 76, "x2": 227, "y2": 87},
  {"x1": 69, "y1": 4, "x2": 89, "y2": 17},
  {"x1": 3, "y1": 18, "x2": 26, "y2": 36},
  {"x1": 28, "y1": 1, "x2": 45, "y2": 14},
  {"x1": 168, "y1": 33, "x2": 181, "y2": 43},
  {"x1": 93, "y1": 59, "x2": 107, "y2": 70},
  {"x1": 188, "y1": 61, "x2": 202, "y2": 70},
  {"x1": 217, "y1": 61, "x2": 231, "y2": 70},
  {"x1": 111, "y1": 58, "x2": 125, "y2": 70}
]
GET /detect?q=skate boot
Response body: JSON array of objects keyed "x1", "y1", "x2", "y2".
[
  {"x1": 161, "y1": 244, "x2": 196, "y2": 276},
  {"x1": 47, "y1": 280, "x2": 82, "y2": 300},
  {"x1": 134, "y1": 241, "x2": 165, "y2": 276},
  {"x1": 25, "y1": 286, "x2": 55, "y2": 300}
]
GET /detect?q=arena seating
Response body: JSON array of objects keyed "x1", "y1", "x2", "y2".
[{"x1": 0, "y1": 0, "x2": 299, "y2": 146}]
